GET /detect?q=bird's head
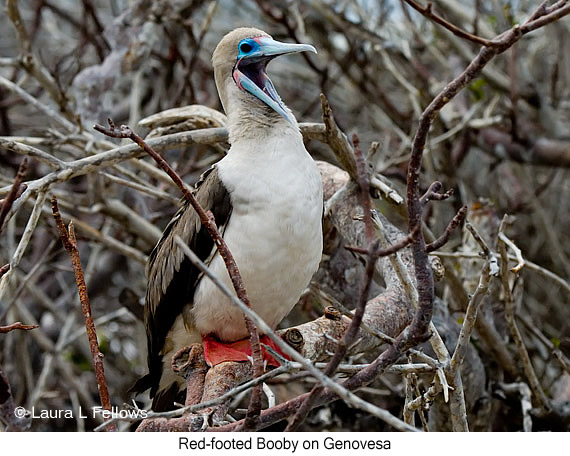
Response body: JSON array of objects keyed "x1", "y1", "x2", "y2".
[{"x1": 213, "y1": 27, "x2": 316, "y2": 126}]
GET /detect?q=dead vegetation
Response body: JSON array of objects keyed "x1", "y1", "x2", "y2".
[{"x1": 1, "y1": 0, "x2": 569, "y2": 432}]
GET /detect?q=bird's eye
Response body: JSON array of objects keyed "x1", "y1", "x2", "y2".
[{"x1": 240, "y1": 42, "x2": 253, "y2": 53}]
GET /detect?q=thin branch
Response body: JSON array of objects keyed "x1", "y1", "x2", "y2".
[
  {"x1": 521, "y1": 2, "x2": 570, "y2": 34},
  {"x1": 0, "y1": 191, "x2": 48, "y2": 305},
  {"x1": 498, "y1": 216, "x2": 551, "y2": 413},
  {"x1": 465, "y1": 221, "x2": 492, "y2": 257},
  {"x1": 420, "y1": 181, "x2": 454, "y2": 206},
  {"x1": 345, "y1": 225, "x2": 419, "y2": 256},
  {"x1": 0, "y1": 75, "x2": 75, "y2": 132},
  {"x1": 0, "y1": 157, "x2": 27, "y2": 234},
  {"x1": 426, "y1": 205, "x2": 468, "y2": 252},
  {"x1": 498, "y1": 232, "x2": 525, "y2": 273},
  {"x1": 402, "y1": 0, "x2": 498, "y2": 47},
  {"x1": 320, "y1": 94, "x2": 358, "y2": 180},
  {"x1": 6, "y1": 0, "x2": 73, "y2": 116},
  {"x1": 0, "y1": 321, "x2": 39, "y2": 333},
  {"x1": 50, "y1": 195, "x2": 116, "y2": 431},
  {"x1": 449, "y1": 261, "x2": 491, "y2": 379}
]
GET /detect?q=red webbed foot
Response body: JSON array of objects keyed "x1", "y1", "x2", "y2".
[{"x1": 202, "y1": 334, "x2": 290, "y2": 367}]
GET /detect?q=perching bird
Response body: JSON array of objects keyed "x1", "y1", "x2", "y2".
[{"x1": 133, "y1": 28, "x2": 323, "y2": 411}]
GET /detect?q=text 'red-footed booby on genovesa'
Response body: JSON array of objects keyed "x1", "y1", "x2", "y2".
[{"x1": 132, "y1": 27, "x2": 323, "y2": 411}]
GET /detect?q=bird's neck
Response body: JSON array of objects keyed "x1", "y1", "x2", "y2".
[{"x1": 223, "y1": 84, "x2": 300, "y2": 144}]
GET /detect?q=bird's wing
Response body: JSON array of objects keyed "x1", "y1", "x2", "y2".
[{"x1": 134, "y1": 165, "x2": 232, "y2": 399}]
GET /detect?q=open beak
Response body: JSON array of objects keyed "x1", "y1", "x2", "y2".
[{"x1": 233, "y1": 36, "x2": 317, "y2": 124}]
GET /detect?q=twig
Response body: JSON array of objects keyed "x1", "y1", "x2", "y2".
[
  {"x1": 0, "y1": 75, "x2": 75, "y2": 132},
  {"x1": 497, "y1": 216, "x2": 551, "y2": 413},
  {"x1": 50, "y1": 195, "x2": 116, "y2": 431},
  {"x1": 406, "y1": 383, "x2": 440, "y2": 411},
  {"x1": 0, "y1": 138, "x2": 64, "y2": 170},
  {"x1": 96, "y1": 363, "x2": 292, "y2": 431},
  {"x1": 425, "y1": 205, "x2": 468, "y2": 252},
  {"x1": 449, "y1": 257, "x2": 491, "y2": 379},
  {"x1": 420, "y1": 181, "x2": 453, "y2": 205},
  {"x1": 403, "y1": 358, "x2": 416, "y2": 426},
  {"x1": 429, "y1": 251, "x2": 569, "y2": 294},
  {"x1": 311, "y1": 284, "x2": 439, "y2": 367},
  {"x1": 353, "y1": 134, "x2": 374, "y2": 243},
  {"x1": 516, "y1": 313, "x2": 570, "y2": 376},
  {"x1": 0, "y1": 321, "x2": 39, "y2": 333},
  {"x1": 498, "y1": 232, "x2": 525, "y2": 273},
  {"x1": 0, "y1": 191, "x2": 47, "y2": 304},
  {"x1": 374, "y1": 209, "x2": 466, "y2": 430},
  {"x1": 0, "y1": 157, "x2": 27, "y2": 234},
  {"x1": 402, "y1": 0, "x2": 498, "y2": 47},
  {"x1": 345, "y1": 226, "x2": 419, "y2": 256},
  {"x1": 320, "y1": 94, "x2": 358, "y2": 180},
  {"x1": 465, "y1": 221, "x2": 491, "y2": 256},
  {"x1": 6, "y1": 0, "x2": 71, "y2": 115},
  {"x1": 93, "y1": 120, "x2": 264, "y2": 429}
]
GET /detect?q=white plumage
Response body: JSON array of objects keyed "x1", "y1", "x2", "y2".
[{"x1": 192, "y1": 125, "x2": 323, "y2": 341}]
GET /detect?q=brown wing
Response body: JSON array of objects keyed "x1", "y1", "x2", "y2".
[{"x1": 131, "y1": 165, "x2": 232, "y2": 402}]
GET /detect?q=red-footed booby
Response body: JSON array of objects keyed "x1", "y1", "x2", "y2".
[{"x1": 133, "y1": 28, "x2": 323, "y2": 411}]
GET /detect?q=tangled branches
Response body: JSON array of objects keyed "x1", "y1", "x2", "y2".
[{"x1": 1, "y1": 0, "x2": 569, "y2": 433}]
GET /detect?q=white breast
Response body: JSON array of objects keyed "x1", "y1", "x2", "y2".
[{"x1": 191, "y1": 127, "x2": 323, "y2": 341}]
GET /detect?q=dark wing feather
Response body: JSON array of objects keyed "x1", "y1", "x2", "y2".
[{"x1": 131, "y1": 165, "x2": 232, "y2": 404}]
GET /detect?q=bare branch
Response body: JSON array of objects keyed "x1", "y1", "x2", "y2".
[
  {"x1": 426, "y1": 206, "x2": 468, "y2": 253},
  {"x1": 0, "y1": 321, "x2": 39, "y2": 333},
  {"x1": 0, "y1": 157, "x2": 27, "y2": 234},
  {"x1": 50, "y1": 195, "x2": 116, "y2": 431},
  {"x1": 498, "y1": 216, "x2": 551, "y2": 413},
  {"x1": 402, "y1": 0, "x2": 498, "y2": 47}
]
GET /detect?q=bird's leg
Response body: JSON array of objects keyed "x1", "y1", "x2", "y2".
[
  {"x1": 202, "y1": 333, "x2": 291, "y2": 367},
  {"x1": 171, "y1": 344, "x2": 208, "y2": 406}
]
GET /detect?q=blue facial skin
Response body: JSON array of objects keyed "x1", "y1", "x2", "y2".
[
  {"x1": 236, "y1": 38, "x2": 261, "y2": 60},
  {"x1": 233, "y1": 36, "x2": 316, "y2": 124}
]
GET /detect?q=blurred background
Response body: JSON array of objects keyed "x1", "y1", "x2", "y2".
[{"x1": 0, "y1": 0, "x2": 569, "y2": 431}]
